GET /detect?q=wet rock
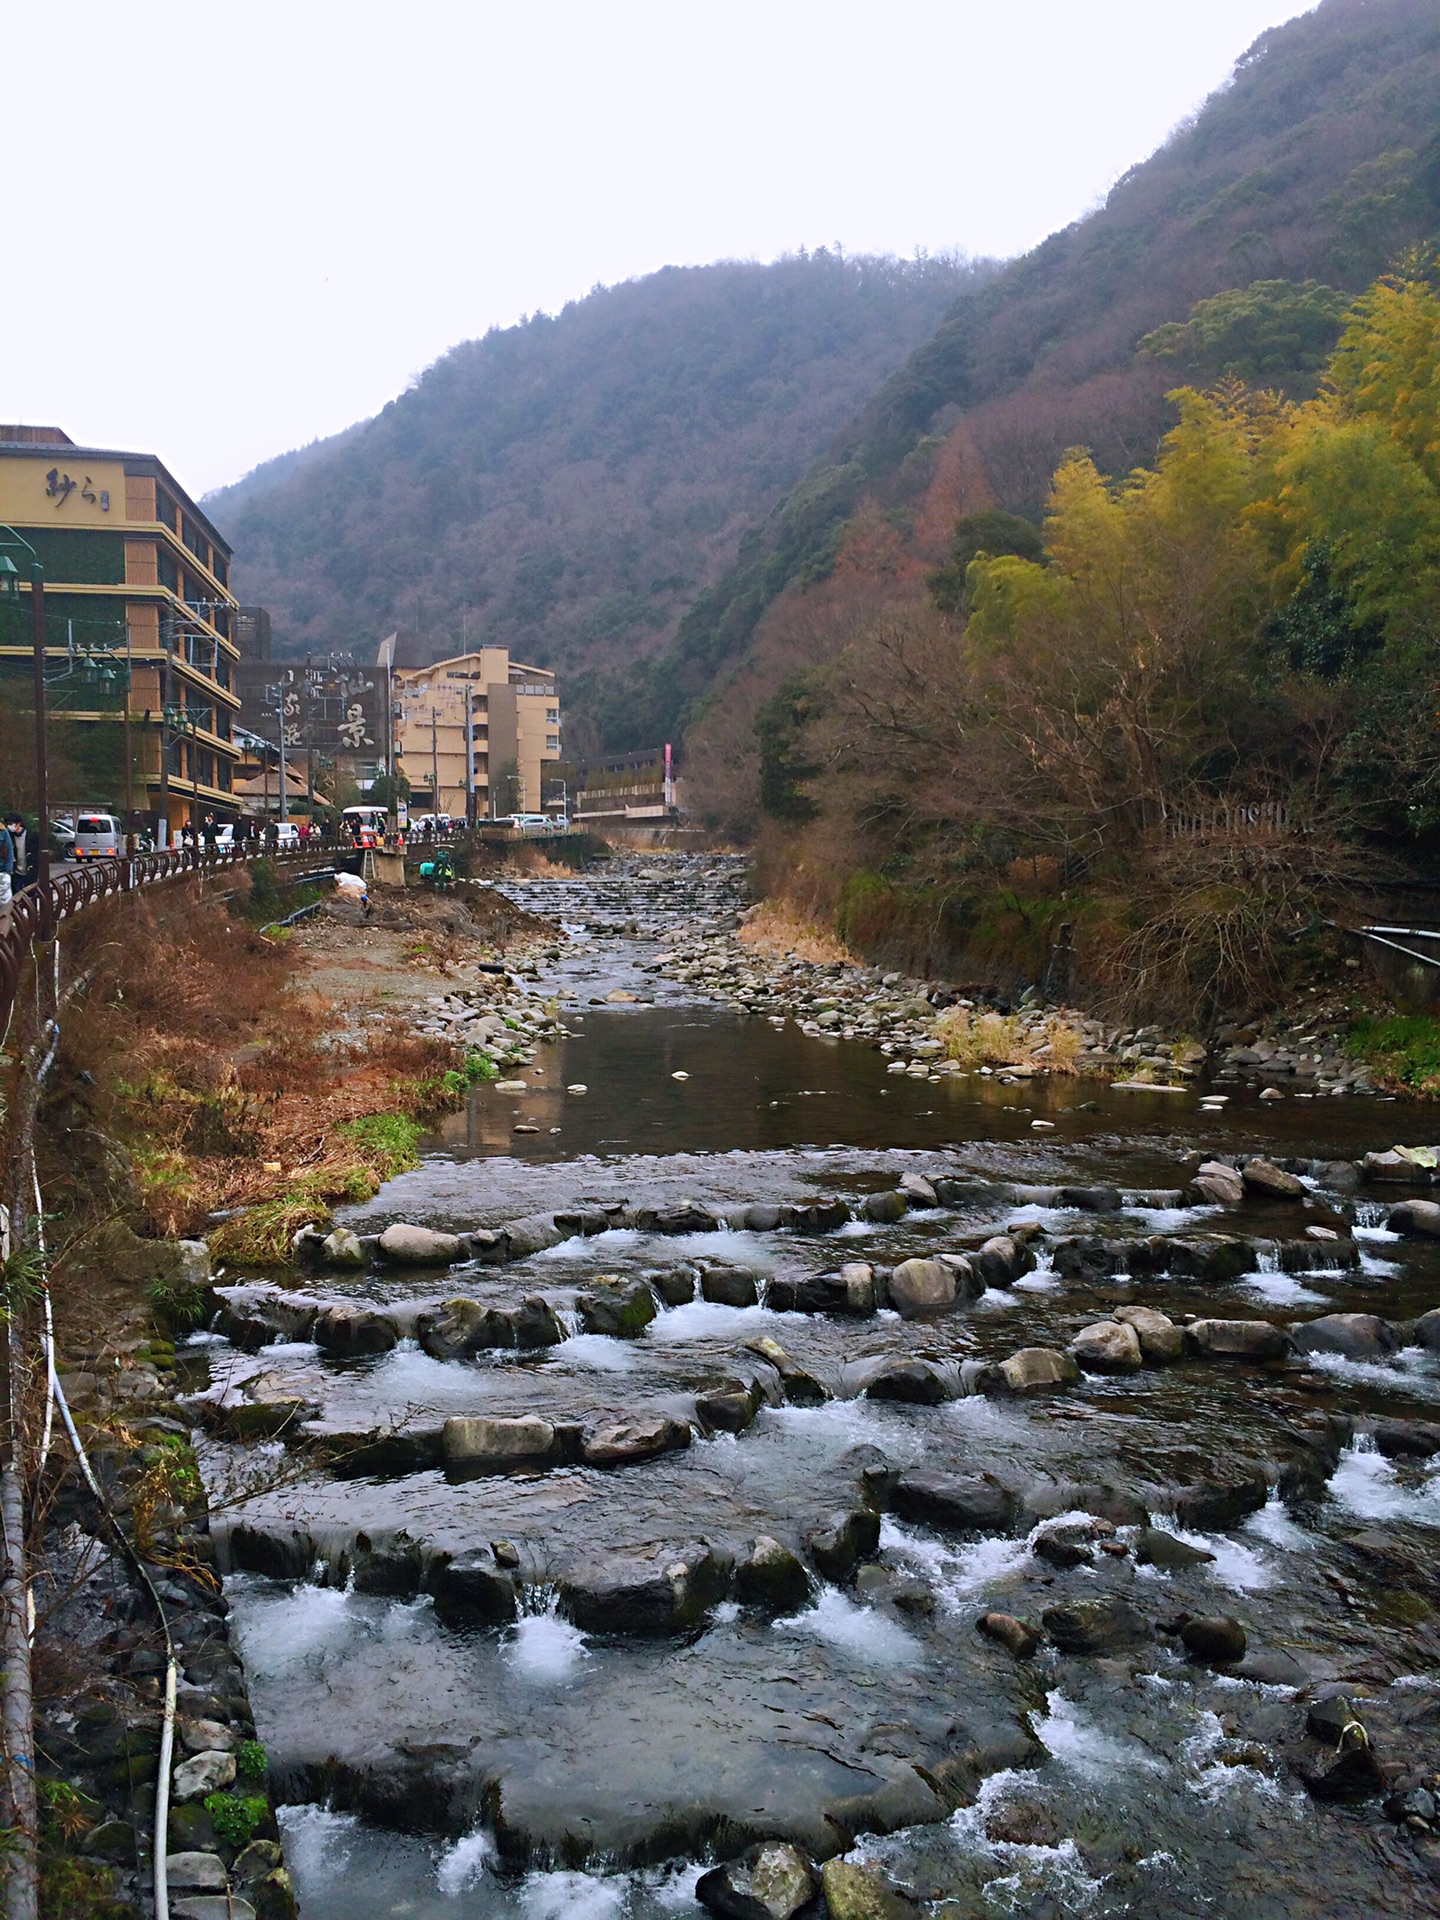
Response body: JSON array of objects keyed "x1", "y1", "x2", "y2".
[
  {"x1": 1298, "y1": 1739, "x2": 1386, "y2": 1801},
  {"x1": 1365, "y1": 1152, "x2": 1434, "y2": 1186},
  {"x1": 1415, "y1": 1308, "x2": 1440, "y2": 1350},
  {"x1": 1033, "y1": 1528, "x2": 1095, "y2": 1570},
  {"x1": 1371, "y1": 1417, "x2": 1440, "y2": 1458},
  {"x1": 984, "y1": 1348, "x2": 1080, "y2": 1395},
  {"x1": 735, "y1": 1537, "x2": 810, "y2": 1613},
  {"x1": 899, "y1": 1173, "x2": 939, "y2": 1206},
  {"x1": 1173, "y1": 1468, "x2": 1270, "y2": 1530},
  {"x1": 1053, "y1": 1238, "x2": 1116, "y2": 1284},
  {"x1": 427, "y1": 1549, "x2": 521, "y2": 1625},
  {"x1": 348, "y1": 1529, "x2": 424, "y2": 1595},
  {"x1": 311, "y1": 1304, "x2": 400, "y2": 1358},
  {"x1": 1057, "y1": 1186, "x2": 1123, "y2": 1212},
  {"x1": 1113, "y1": 1305, "x2": 1183, "y2": 1363},
  {"x1": 377, "y1": 1222, "x2": 464, "y2": 1265},
  {"x1": 1389, "y1": 1199, "x2": 1440, "y2": 1237},
  {"x1": 503, "y1": 1216, "x2": 564, "y2": 1258},
  {"x1": 180, "y1": 1718, "x2": 236, "y2": 1756},
  {"x1": 442, "y1": 1415, "x2": 559, "y2": 1473},
  {"x1": 1185, "y1": 1318, "x2": 1293, "y2": 1362},
  {"x1": 174, "y1": 1901, "x2": 256, "y2": 1920},
  {"x1": 783, "y1": 1198, "x2": 852, "y2": 1234},
  {"x1": 214, "y1": 1287, "x2": 319, "y2": 1350},
  {"x1": 745, "y1": 1336, "x2": 829, "y2": 1404},
  {"x1": 1242, "y1": 1159, "x2": 1306, "y2": 1199},
  {"x1": 700, "y1": 1268, "x2": 760, "y2": 1308},
  {"x1": 862, "y1": 1190, "x2": 909, "y2": 1224},
  {"x1": 173, "y1": 1749, "x2": 236, "y2": 1800},
  {"x1": 417, "y1": 1298, "x2": 514, "y2": 1358},
  {"x1": 892, "y1": 1471, "x2": 1018, "y2": 1535},
  {"x1": 1181, "y1": 1615, "x2": 1247, "y2": 1665},
  {"x1": 1166, "y1": 1237, "x2": 1257, "y2": 1285},
  {"x1": 977, "y1": 1612, "x2": 1039, "y2": 1658},
  {"x1": 1134, "y1": 1528, "x2": 1215, "y2": 1571},
  {"x1": 742, "y1": 1205, "x2": 784, "y2": 1232},
  {"x1": 1292, "y1": 1313, "x2": 1398, "y2": 1362},
  {"x1": 320, "y1": 1227, "x2": 366, "y2": 1268},
  {"x1": 653, "y1": 1268, "x2": 696, "y2": 1307},
  {"x1": 865, "y1": 1359, "x2": 953, "y2": 1405},
  {"x1": 251, "y1": 1869, "x2": 298, "y2": 1920},
  {"x1": 694, "y1": 1379, "x2": 763, "y2": 1433},
  {"x1": 634, "y1": 1201, "x2": 722, "y2": 1235},
  {"x1": 1042, "y1": 1597, "x2": 1150, "y2": 1653},
  {"x1": 696, "y1": 1841, "x2": 818, "y2": 1920},
  {"x1": 1192, "y1": 1161, "x2": 1244, "y2": 1205},
  {"x1": 577, "y1": 1278, "x2": 657, "y2": 1337},
  {"x1": 168, "y1": 1853, "x2": 228, "y2": 1890},
  {"x1": 559, "y1": 1541, "x2": 727, "y2": 1634},
  {"x1": 580, "y1": 1412, "x2": 691, "y2": 1466},
  {"x1": 819, "y1": 1859, "x2": 916, "y2": 1920},
  {"x1": 973, "y1": 1235, "x2": 1035, "y2": 1289},
  {"x1": 806, "y1": 1509, "x2": 881, "y2": 1583},
  {"x1": 1070, "y1": 1320, "x2": 1142, "y2": 1374},
  {"x1": 886, "y1": 1259, "x2": 955, "y2": 1317},
  {"x1": 511, "y1": 1296, "x2": 567, "y2": 1348},
  {"x1": 837, "y1": 1263, "x2": 876, "y2": 1314},
  {"x1": 466, "y1": 1229, "x2": 509, "y2": 1265}
]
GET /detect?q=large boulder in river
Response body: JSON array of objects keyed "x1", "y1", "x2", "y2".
[
  {"x1": 442, "y1": 1415, "x2": 559, "y2": 1472},
  {"x1": 700, "y1": 1267, "x2": 759, "y2": 1308},
  {"x1": 377, "y1": 1222, "x2": 465, "y2": 1265},
  {"x1": 865, "y1": 1358, "x2": 953, "y2": 1405},
  {"x1": 1387, "y1": 1199, "x2": 1440, "y2": 1237},
  {"x1": 558, "y1": 1541, "x2": 727, "y2": 1634},
  {"x1": 580, "y1": 1412, "x2": 690, "y2": 1466},
  {"x1": 892, "y1": 1471, "x2": 1018, "y2": 1535},
  {"x1": 985, "y1": 1348, "x2": 1080, "y2": 1395},
  {"x1": 417, "y1": 1298, "x2": 512, "y2": 1358},
  {"x1": 1364, "y1": 1150, "x2": 1434, "y2": 1186},
  {"x1": 973, "y1": 1235, "x2": 1035, "y2": 1289},
  {"x1": 744, "y1": 1336, "x2": 829, "y2": 1404},
  {"x1": 1181, "y1": 1615, "x2": 1247, "y2": 1666},
  {"x1": 697, "y1": 1842, "x2": 818, "y2": 1920},
  {"x1": 806, "y1": 1509, "x2": 880, "y2": 1583},
  {"x1": 1192, "y1": 1161, "x2": 1244, "y2": 1206},
  {"x1": 1134, "y1": 1528, "x2": 1215, "y2": 1571},
  {"x1": 819, "y1": 1860, "x2": 915, "y2": 1920},
  {"x1": 1185, "y1": 1318, "x2": 1293, "y2": 1362},
  {"x1": 1173, "y1": 1467, "x2": 1269, "y2": 1530},
  {"x1": 1042, "y1": 1596, "x2": 1150, "y2": 1654},
  {"x1": 576, "y1": 1278, "x2": 657, "y2": 1337},
  {"x1": 1069, "y1": 1321, "x2": 1142, "y2": 1374},
  {"x1": 886, "y1": 1259, "x2": 955, "y2": 1317},
  {"x1": 694, "y1": 1379, "x2": 763, "y2": 1434},
  {"x1": 321, "y1": 1227, "x2": 366, "y2": 1269},
  {"x1": 1242, "y1": 1159, "x2": 1306, "y2": 1199},
  {"x1": 427, "y1": 1549, "x2": 521, "y2": 1625},
  {"x1": 1415, "y1": 1309, "x2": 1440, "y2": 1351},
  {"x1": 1114, "y1": 1305, "x2": 1183, "y2": 1363},
  {"x1": 215, "y1": 1287, "x2": 319, "y2": 1350},
  {"x1": 734, "y1": 1537, "x2": 810, "y2": 1613},
  {"x1": 1292, "y1": 1313, "x2": 1398, "y2": 1362},
  {"x1": 311, "y1": 1304, "x2": 400, "y2": 1357},
  {"x1": 862, "y1": 1190, "x2": 908, "y2": 1224}
]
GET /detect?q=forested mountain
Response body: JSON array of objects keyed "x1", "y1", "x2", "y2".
[
  {"x1": 206, "y1": 253, "x2": 988, "y2": 706},
  {"x1": 632, "y1": 0, "x2": 1440, "y2": 761}
]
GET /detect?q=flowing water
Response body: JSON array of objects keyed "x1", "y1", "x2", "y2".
[{"x1": 191, "y1": 859, "x2": 1440, "y2": 1919}]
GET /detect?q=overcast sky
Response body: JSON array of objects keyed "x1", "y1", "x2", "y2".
[{"x1": 6, "y1": 0, "x2": 1316, "y2": 497}]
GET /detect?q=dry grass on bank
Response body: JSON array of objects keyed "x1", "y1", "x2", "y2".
[
  {"x1": 45, "y1": 883, "x2": 484, "y2": 1257},
  {"x1": 934, "y1": 1006, "x2": 1084, "y2": 1073},
  {"x1": 738, "y1": 898, "x2": 857, "y2": 967}
]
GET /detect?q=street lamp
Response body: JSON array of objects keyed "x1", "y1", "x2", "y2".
[{"x1": 0, "y1": 528, "x2": 50, "y2": 923}]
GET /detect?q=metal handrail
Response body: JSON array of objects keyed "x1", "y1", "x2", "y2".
[{"x1": 0, "y1": 845, "x2": 320, "y2": 1036}]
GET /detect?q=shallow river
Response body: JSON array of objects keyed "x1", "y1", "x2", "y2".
[{"x1": 195, "y1": 861, "x2": 1440, "y2": 1920}]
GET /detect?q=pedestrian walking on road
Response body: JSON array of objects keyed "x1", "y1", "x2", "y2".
[
  {"x1": 202, "y1": 812, "x2": 217, "y2": 854},
  {"x1": 0, "y1": 818, "x2": 14, "y2": 939},
  {"x1": 3, "y1": 814, "x2": 31, "y2": 889}
]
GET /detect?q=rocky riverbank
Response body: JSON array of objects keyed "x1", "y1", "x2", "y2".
[
  {"x1": 32, "y1": 1234, "x2": 296, "y2": 1920},
  {"x1": 643, "y1": 896, "x2": 1385, "y2": 1099}
]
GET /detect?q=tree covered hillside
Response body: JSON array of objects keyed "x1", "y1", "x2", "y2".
[
  {"x1": 638, "y1": 0, "x2": 1440, "y2": 758},
  {"x1": 206, "y1": 252, "x2": 988, "y2": 701}
]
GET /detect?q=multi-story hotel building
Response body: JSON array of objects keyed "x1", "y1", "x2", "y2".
[
  {"x1": 392, "y1": 648, "x2": 560, "y2": 819},
  {"x1": 0, "y1": 426, "x2": 240, "y2": 837}
]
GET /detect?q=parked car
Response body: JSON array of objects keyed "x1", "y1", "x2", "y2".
[
  {"x1": 73, "y1": 812, "x2": 122, "y2": 861},
  {"x1": 507, "y1": 813, "x2": 552, "y2": 831},
  {"x1": 215, "y1": 824, "x2": 236, "y2": 849},
  {"x1": 275, "y1": 821, "x2": 301, "y2": 850},
  {"x1": 51, "y1": 817, "x2": 77, "y2": 856}
]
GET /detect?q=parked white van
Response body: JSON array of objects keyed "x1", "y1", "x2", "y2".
[{"x1": 72, "y1": 812, "x2": 122, "y2": 861}]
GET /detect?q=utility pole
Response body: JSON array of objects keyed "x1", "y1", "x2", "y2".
[
  {"x1": 266, "y1": 680, "x2": 290, "y2": 823},
  {"x1": 159, "y1": 632, "x2": 172, "y2": 848},
  {"x1": 122, "y1": 625, "x2": 134, "y2": 864},
  {"x1": 28, "y1": 559, "x2": 50, "y2": 926},
  {"x1": 430, "y1": 707, "x2": 439, "y2": 817}
]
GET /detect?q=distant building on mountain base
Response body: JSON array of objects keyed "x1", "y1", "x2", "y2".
[{"x1": 391, "y1": 648, "x2": 560, "y2": 819}]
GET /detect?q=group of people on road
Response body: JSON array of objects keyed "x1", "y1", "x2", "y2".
[{"x1": 0, "y1": 812, "x2": 34, "y2": 937}]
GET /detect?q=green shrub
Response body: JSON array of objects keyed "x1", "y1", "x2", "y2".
[
  {"x1": 1348, "y1": 1014, "x2": 1440, "y2": 1093},
  {"x1": 337, "y1": 1113, "x2": 424, "y2": 1178},
  {"x1": 236, "y1": 1740, "x2": 268, "y2": 1780},
  {"x1": 203, "y1": 1792, "x2": 269, "y2": 1849}
]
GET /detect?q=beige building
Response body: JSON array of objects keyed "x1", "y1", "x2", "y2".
[{"x1": 392, "y1": 648, "x2": 560, "y2": 818}]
